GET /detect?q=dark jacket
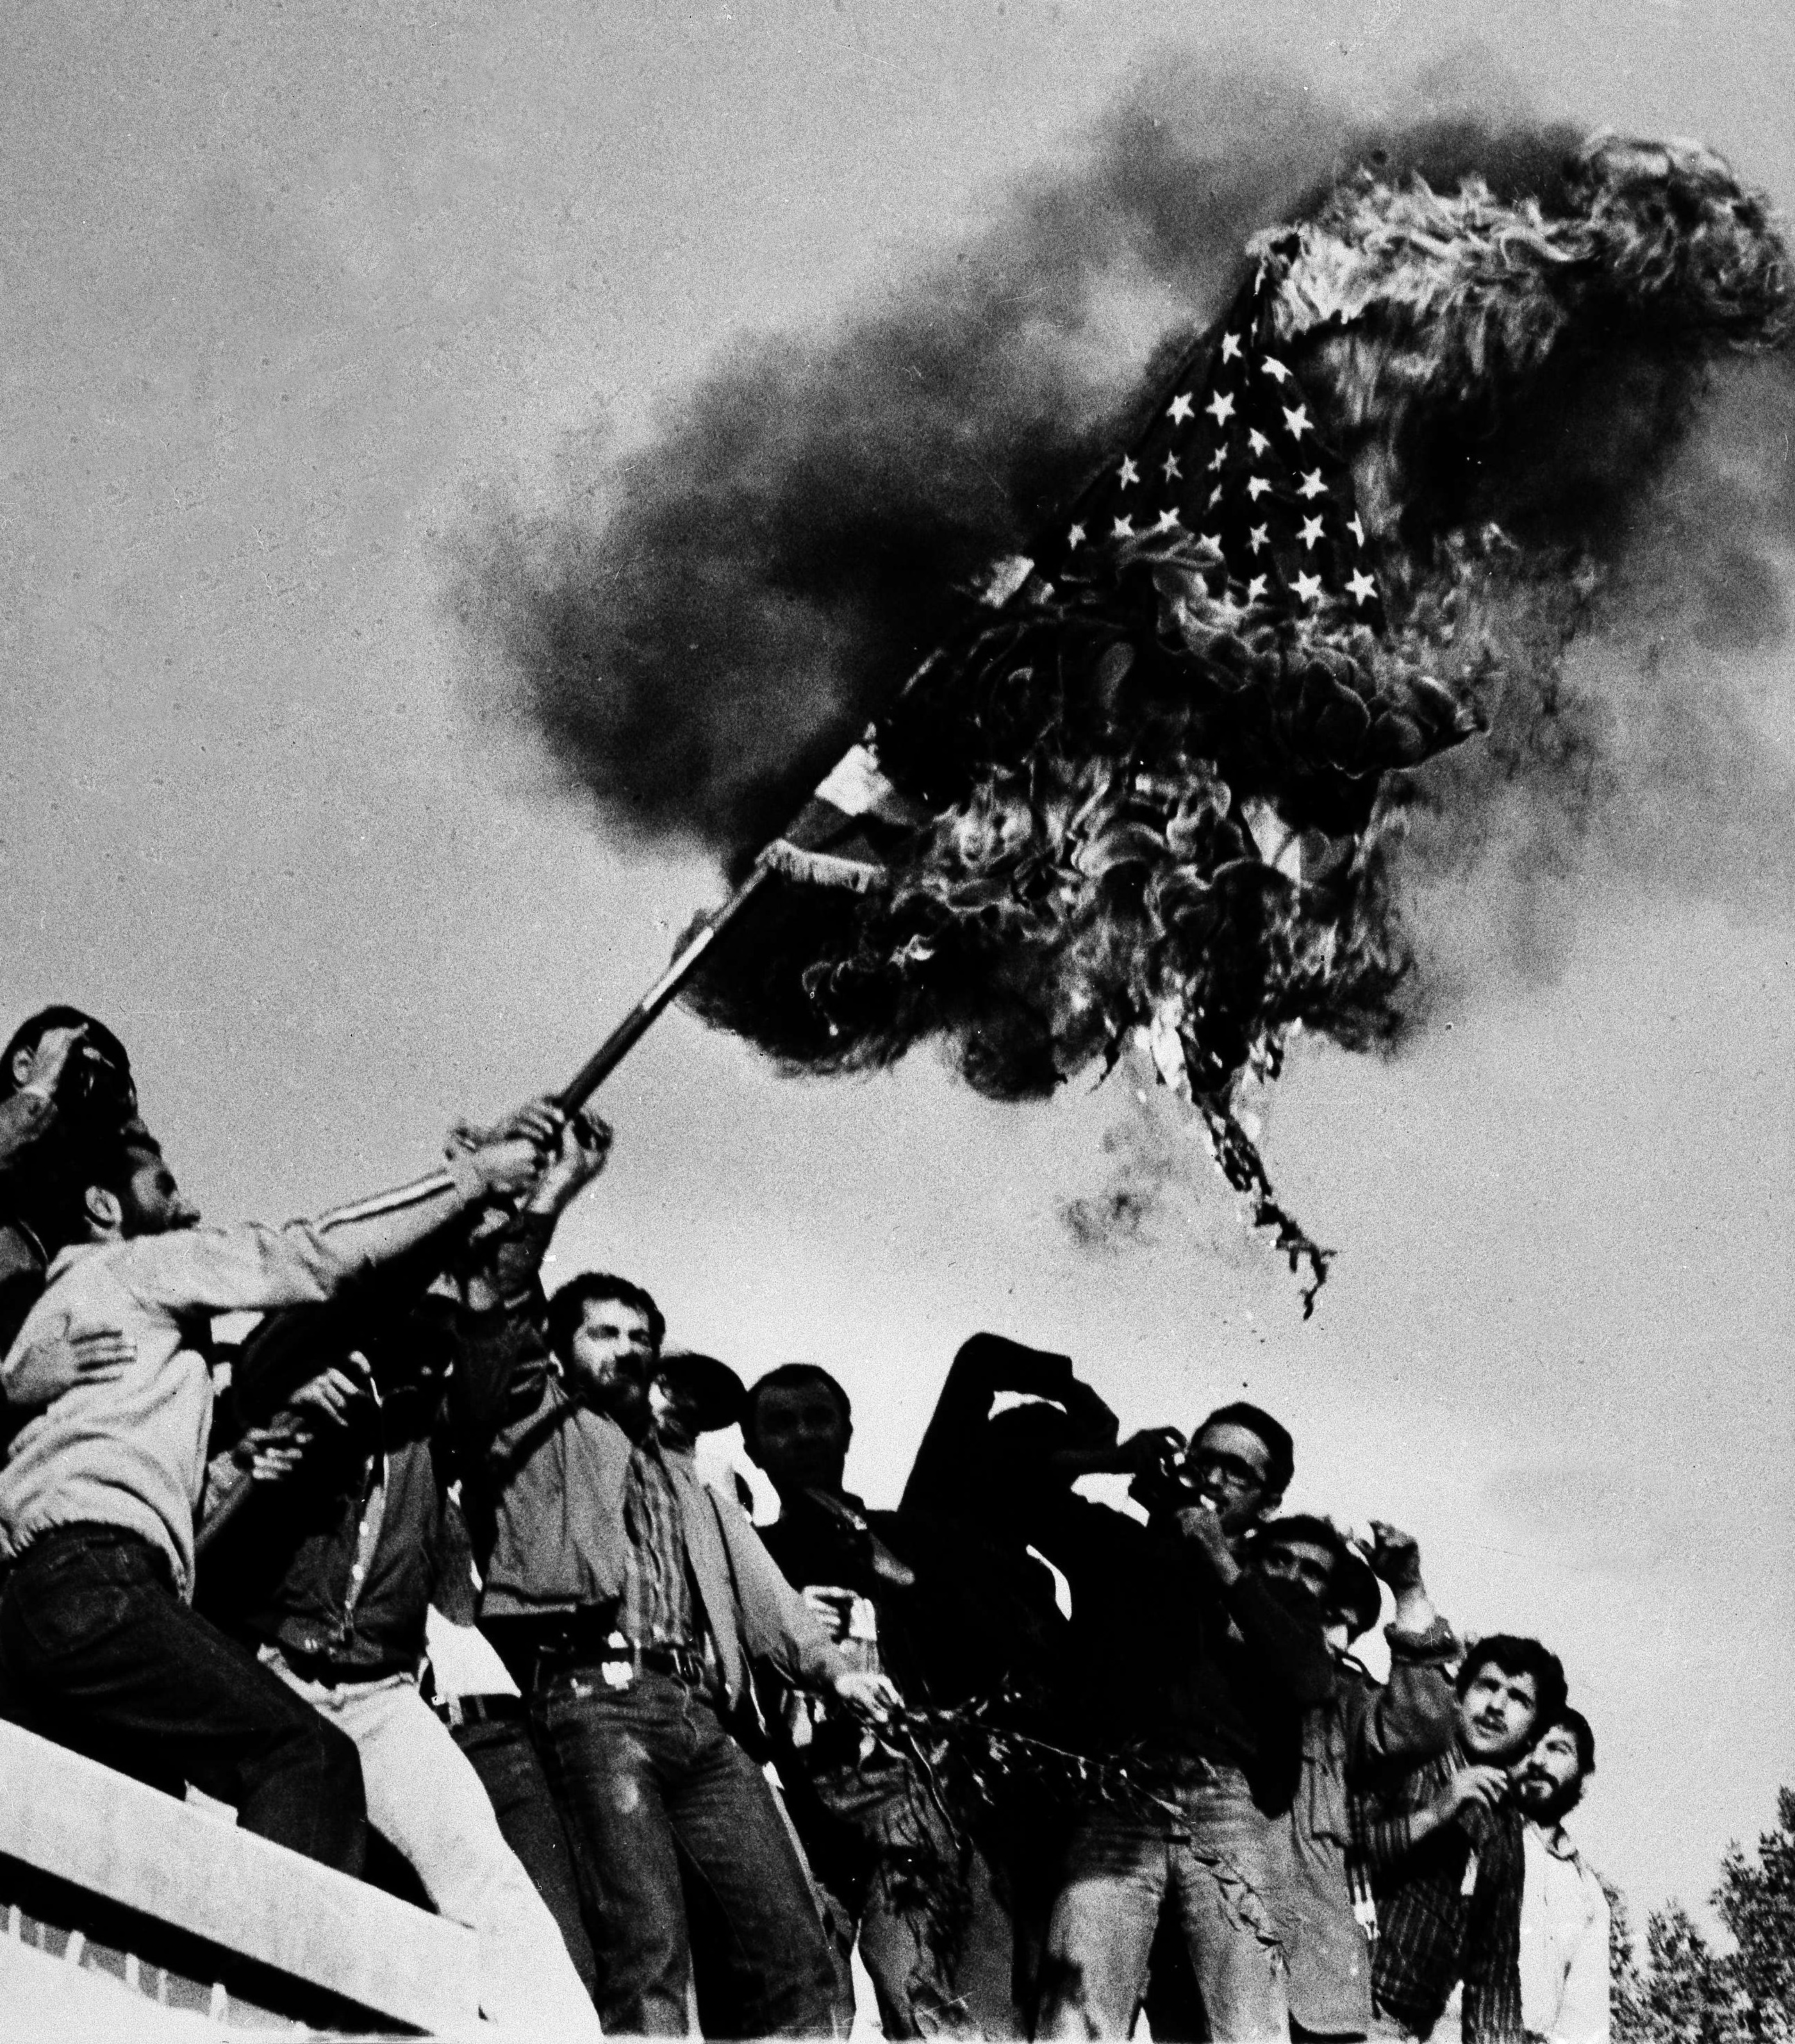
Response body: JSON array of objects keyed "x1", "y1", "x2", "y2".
[
  {"x1": 1025, "y1": 1488, "x2": 1334, "y2": 1812},
  {"x1": 197, "y1": 1301, "x2": 527, "y2": 1675}
]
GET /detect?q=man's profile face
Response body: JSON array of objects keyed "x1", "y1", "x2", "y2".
[
  {"x1": 565, "y1": 1297, "x2": 656, "y2": 1419},
  {"x1": 1457, "y1": 1661, "x2": 1542, "y2": 1764},
  {"x1": 1183, "y1": 1421, "x2": 1275, "y2": 1534},
  {"x1": 119, "y1": 1154, "x2": 199, "y2": 1235},
  {"x1": 749, "y1": 1381, "x2": 850, "y2": 1497},
  {"x1": 1255, "y1": 1535, "x2": 1335, "y2": 1610},
  {"x1": 1514, "y1": 1722, "x2": 1585, "y2": 1821}
]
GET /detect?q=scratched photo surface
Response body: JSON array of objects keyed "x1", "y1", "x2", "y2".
[{"x1": 3, "y1": 0, "x2": 1790, "y2": 1965}]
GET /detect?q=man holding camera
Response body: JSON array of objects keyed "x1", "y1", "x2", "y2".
[
  {"x1": 1030, "y1": 1399, "x2": 1333, "y2": 2042},
  {"x1": 1249, "y1": 1516, "x2": 1458, "y2": 2041}
]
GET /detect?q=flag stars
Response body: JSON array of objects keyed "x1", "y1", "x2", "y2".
[
  {"x1": 1207, "y1": 485, "x2": 1223, "y2": 510},
  {"x1": 1066, "y1": 522, "x2": 1086, "y2": 549},
  {"x1": 1208, "y1": 447, "x2": 1227, "y2": 472},
  {"x1": 1296, "y1": 468, "x2": 1326, "y2": 500},
  {"x1": 1293, "y1": 569, "x2": 1324, "y2": 604},
  {"x1": 1298, "y1": 514, "x2": 1325, "y2": 548},
  {"x1": 1198, "y1": 532, "x2": 1223, "y2": 556},
  {"x1": 1220, "y1": 331, "x2": 1243, "y2": 362},
  {"x1": 1168, "y1": 393, "x2": 1195, "y2": 424},
  {"x1": 1262, "y1": 356, "x2": 1291, "y2": 384},
  {"x1": 1205, "y1": 389, "x2": 1236, "y2": 425},
  {"x1": 1111, "y1": 514, "x2": 1135, "y2": 539},
  {"x1": 1282, "y1": 403, "x2": 1312, "y2": 440},
  {"x1": 1118, "y1": 455, "x2": 1140, "y2": 488},
  {"x1": 1247, "y1": 428, "x2": 1270, "y2": 457},
  {"x1": 1246, "y1": 475, "x2": 1271, "y2": 500},
  {"x1": 1155, "y1": 509, "x2": 1182, "y2": 533},
  {"x1": 1348, "y1": 568, "x2": 1378, "y2": 604},
  {"x1": 1246, "y1": 573, "x2": 1269, "y2": 602},
  {"x1": 1347, "y1": 512, "x2": 1366, "y2": 545},
  {"x1": 1161, "y1": 452, "x2": 1182, "y2": 481},
  {"x1": 1248, "y1": 522, "x2": 1269, "y2": 554}
]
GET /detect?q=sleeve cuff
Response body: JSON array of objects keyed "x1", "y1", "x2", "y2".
[{"x1": 1386, "y1": 1615, "x2": 1460, "y2": 1663}]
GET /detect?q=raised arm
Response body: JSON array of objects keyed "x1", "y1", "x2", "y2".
[
  {"x1": 131, "y1": 1123, "x2": 557, "y2": 1321},
  {"x1": 900, "y1": 1331, "x2": 1095, "y2": 1514}
]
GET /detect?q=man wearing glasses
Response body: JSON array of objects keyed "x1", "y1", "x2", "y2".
[{"x1": 1032, "y1": 1401, "x2": 1332, "y2": 2042}]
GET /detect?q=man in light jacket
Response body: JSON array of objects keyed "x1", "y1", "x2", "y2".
[{"x1": 0, "y1": 1100, "x2": 551, "y2": 1872}]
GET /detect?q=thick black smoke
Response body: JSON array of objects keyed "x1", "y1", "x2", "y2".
[
  {"x1": 451, "y1": 62, "x2": 1587, "y2": 864},
  {"x1": 452, "y1": 58, "x2": 1794, "y2": 1284}
]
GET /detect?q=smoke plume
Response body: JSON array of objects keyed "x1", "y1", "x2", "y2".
[
  {"x1": 452, "y1": 64, "x2": 1590, "y2": 861},
  {"x1": 451, "y1": 56, "x2": 1794, "y2": 1293}
]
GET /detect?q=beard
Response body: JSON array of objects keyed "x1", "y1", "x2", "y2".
[{"x1": 1516, "y1": 1774, "x2": 1584, "y2": 1824}]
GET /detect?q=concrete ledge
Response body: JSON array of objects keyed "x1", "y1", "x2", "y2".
[{"x1": 0, "y1": 1718, "x2": 478, "y2": 2035}]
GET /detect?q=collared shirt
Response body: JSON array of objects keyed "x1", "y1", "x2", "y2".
[
  {"x1": 1355, "y1": 1740, "x2": 1527, "y2": 2043},
  {"x1": 1278, "y1": 1645, "x2": 1457, "y2": 2037},
  {"x1": 0, "y1": 1162, "x2": 486, "y2": 1601},
  {"x1": 619, "y1": 1442, "x2": 697, "y2": 1651},
  {"x1": 1519, "y1": 1823, "x2": 1611, "y2": 2043},
  {"x1": 461, "y1": 1302, "x2": 846, "y2": 1708}
]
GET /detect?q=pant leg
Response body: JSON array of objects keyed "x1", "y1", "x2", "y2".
[
  {"x1": 0, "y1": 1530, "x2": 365, "y2": 1872},
  {"x1": 1036, "y1": 1806, "x2": 1173, "y2": 2040},
  {"x1": 843, "y1": 1767, "x2": 983, "y2": 2038},
  {"x1": 1166, "y1": 1767, "x2": 1290, "y2": 2044},
  {"x1": 451, "y1": 1708, "x2": 597, "y2": 1995},
  {"x1": 284, "y1": 1672, "x2": 599, "y2": 2041},
  {"x1": 537, "y1": 1670, "x2": 695, "y2": 2036},
  {"x1": 658, "y1": 1686, "x2": 843, "y2": 2039}
]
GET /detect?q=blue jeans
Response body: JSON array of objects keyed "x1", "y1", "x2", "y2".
[
  {"x1": 0, "y1": 1524, "x2": 365, "y2": 1873},
  {"x1": 451, "y1": 1708, "x2": 597, "y2": 1995},
  {"x1": 536, "y1": 1670, "x2": 841, "y2": 2037},
  {"x1": 1039, "y1": 1764, "x2": 1289, "y2": 2041}
]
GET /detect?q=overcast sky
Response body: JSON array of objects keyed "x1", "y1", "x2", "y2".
[{"x1": 3, "y1": 0, "x2": 1792, "y2": 1936}]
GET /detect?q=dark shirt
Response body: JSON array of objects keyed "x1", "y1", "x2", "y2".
[
  {"x1": 196, "y1": 1302, "x2": 527, "y2": 1676},
  {"x1": 1025, "y1": 1488, "x2": 1333, "y2": 1811},
  {"x1": 758, "y1": 1488, "x2": 1064, "y2": 1708}
]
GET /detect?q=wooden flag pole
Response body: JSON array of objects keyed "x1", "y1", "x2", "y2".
[{"x1": 552, "y1": 850, "x2": 775, "y2": 1114}]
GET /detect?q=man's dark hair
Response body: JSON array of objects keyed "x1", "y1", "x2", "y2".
[
  {"x1": 1196, "y1": 1401, "x2": 1295, "y2": 1497},
  {"x1": 743, "y1": 1363, "x2": 852, "y2": 1447},
  {"x1": 545, "y1": 1272, "x2": 665, "y2": 1363},
  {"x1": 1455, "y1": 1634, "x2": 1569, "y2": 1729},
  {"x1": 0, "y1": 1007, "x2": 133, "y2": 1100},
  {"x1": 40, "y1": 1125, "x2": 164, "y2": 1251},
  {"x1": 1546, "y1": 1706, "x2": 1596, "y2": 1779},
  {"x1": 1257, "y1": 1513, "x2": 1350, "y2": 1571}
]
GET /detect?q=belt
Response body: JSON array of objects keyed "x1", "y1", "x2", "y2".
[
  {"x1": 436, "y1": 1692, "x2": 527, "y2": 1729},
  {"x1": 539, "y1": 1639, "x2": 711, "y2": 1692},
  {"x1": 274, "y1": 1647, "x2": 408, "y2": 1690},
  {"x1": 632, "y1": 1643, "x2": 709, "y2": 1686}
]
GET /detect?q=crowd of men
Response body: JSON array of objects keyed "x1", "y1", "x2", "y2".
[{"x1": 0, "y1": 1007, "x2": 1612, "y2": 2041}]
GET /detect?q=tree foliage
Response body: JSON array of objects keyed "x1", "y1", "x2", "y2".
[{"x1": 1611, "y1": 1788, "x2": 1794, "y2": 2042}]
